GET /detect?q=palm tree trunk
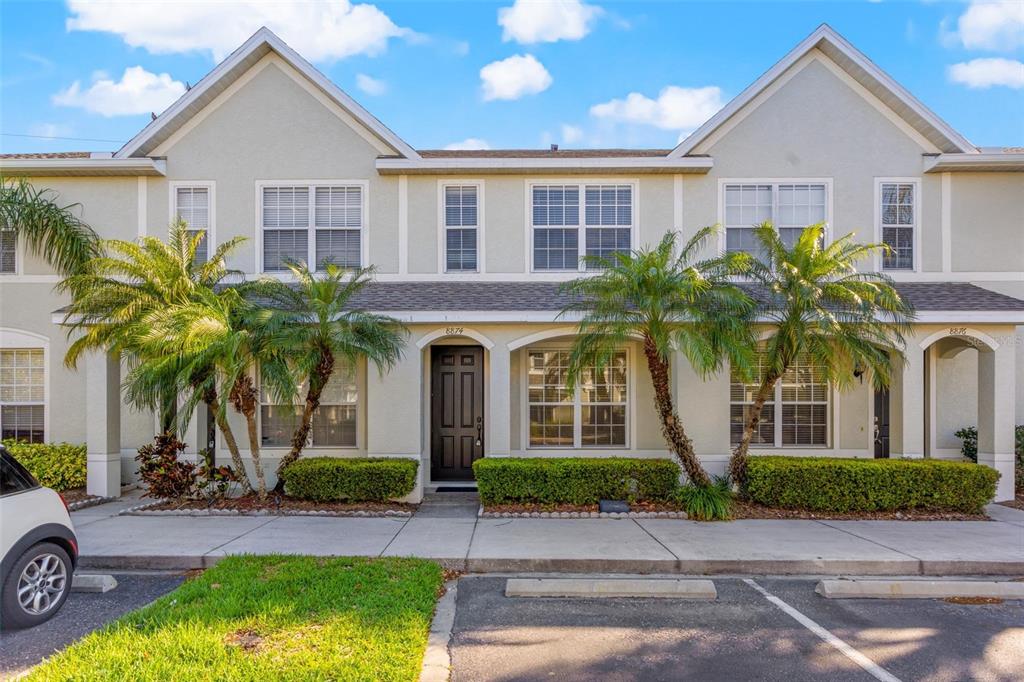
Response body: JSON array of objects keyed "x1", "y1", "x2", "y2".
[
  {"x1": 205, "y1": 392, "x2": 252, "y2": 495},
  {"x1": 230, "y1": 375, "x2": 267, "y2": 499},
  {"x1": 272, "y1": 353, "x2": 334, "y2": 493},
  {"x1": 728, "y1": 376, "x2": 778, "y2": 486},
  {"x1": 643, "y1": 334, "x2": 711, "y2": 488}
]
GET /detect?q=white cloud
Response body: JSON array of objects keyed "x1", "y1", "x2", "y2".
[
  {"x1": 66, "y1": 0, "x2": 412, "y2": 62},
  {"x1": 53, "y1": 66, "x2": 186, "y2": 117},
  {"x1": 589, "y1": 85, "x2": 724, "y2": 132},
  {"x1": 356, "y1": 73, "x2": 387, "y2": 96},
  {"x1": 480, "y1": 54, "x2": 552, "y2": 101},
  {"x1": 560, "y1": 123, "x2": 584, "y2": 144},
  {"x1": 950, "y1": 1, "x2": 1024, "y2": 52},
  {"x1": 443, "y1": 138, "x2": 492, "y2": 150},
  {"x1": 498, "y1": 0, "x2": 603, "y2": 44},
  {"x1": 28, "y1": 122, "x2": 73, "y2": 139},
  {"x1": 948, "y1": 58, "x2": 1024, "y2": 88}
]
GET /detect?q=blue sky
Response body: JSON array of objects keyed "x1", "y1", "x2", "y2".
[{"x1": 1, "y1": 1, "x2": 1022, "y2": 155}]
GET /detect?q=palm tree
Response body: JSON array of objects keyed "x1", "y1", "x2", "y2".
[
  {"x1": 0, "y1": 177, "x2": 102, "y2": 275},
  {"x1": 248, "y1": 262, "x2": 407, "y2": 492},
  {"x1": 139, "y1": 286, "x2": 295, "y2": 499},
  {"x1": 59, "y1": 222, "x2": 256, "y2": 493},
  {"x1": 726, "y1": 223, "x2": 915, "y2": 485},
  {"x1": 560, "y1": 228, "x2": 756, "y2": 487}
]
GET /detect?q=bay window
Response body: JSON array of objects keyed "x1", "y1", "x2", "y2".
[
  {"x1": 527, "y1": 349, "x2": 627, "y2": 448},
  {"x1": 730, "y1": 353, "x2": 829, "y2": 447}
]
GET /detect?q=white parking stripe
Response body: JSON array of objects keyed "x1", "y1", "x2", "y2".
[{"x1": 743, "y1": 578, "x2": 902, "y2": 682}]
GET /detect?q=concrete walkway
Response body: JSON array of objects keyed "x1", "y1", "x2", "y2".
[{"x1": 72, "y1": 495, "x2": 1024, "y2": 575}]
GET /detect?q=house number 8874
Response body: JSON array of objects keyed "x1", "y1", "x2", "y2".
[{"x1": 445, "y1": 327, "x2": 465, "y2": 336}]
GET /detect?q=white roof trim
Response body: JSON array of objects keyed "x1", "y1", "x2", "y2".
[
  {"x1": 115, "y1": 27, "x2": 419, "y2": 160},
  {"x1": 924, "y1": 153, "x2": 1024, "y2": 173},
  {"x1": 376, "y1": 156, "x2": 713, "y2": 174},
  {"x1": 0, "y1": 157, "x2": 166, "y2": 176},
  {"x1": 670, "y1": 24, "x2": 976, "y2": 158}
]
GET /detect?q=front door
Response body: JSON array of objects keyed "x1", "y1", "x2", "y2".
[
  {"x1": 431, "y1": 346, "x2": 484, "y2": 480},
  {"x1": 873, "y1": 388, "x2": 890, "y2": 458}
]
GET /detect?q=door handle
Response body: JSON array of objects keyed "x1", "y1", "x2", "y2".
[{"x1": 475, "y1": 416, "x2": 483, "y2": 447}]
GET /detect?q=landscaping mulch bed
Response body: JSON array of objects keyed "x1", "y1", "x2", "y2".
[
  {"x1": 126, "y1": 494, "x2": 417, "y2": 517},
  {"x1": 731, "y1": 499, "x2": 989, "y2": 521},
  {"x1": 60, "y1": 487, "x2": 109, "y2": 511},
  {"x1": 481, "y1": 500, "x2": 687, "y2": 519}
]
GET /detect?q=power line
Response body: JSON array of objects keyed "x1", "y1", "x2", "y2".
[{"x1": 2, "y1": 132, "x2": 126, "y2": 144}]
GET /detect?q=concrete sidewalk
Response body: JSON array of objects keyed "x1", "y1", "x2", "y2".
[{"x1": 72, "y1": 497, "x2": 1024, "y2": 575}]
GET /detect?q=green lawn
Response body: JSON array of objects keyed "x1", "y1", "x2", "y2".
[{"x1": 27, "y1": 556, "x2": 444, "y2": 682}]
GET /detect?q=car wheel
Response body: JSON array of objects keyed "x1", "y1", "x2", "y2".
[{"x1": 1, "y1": 542, "x2": 72, "y2": 630}]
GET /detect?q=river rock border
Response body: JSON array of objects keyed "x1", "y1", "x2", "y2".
[
  {"x1": 119, "y1": 499, "x2": 413, "y2": 518},
  {"x1": 479, "y1": 507, "x2": 686, "y2": 519},
  {"x1": 67, "y1": 496, "x2": 114, "y2": 511}
]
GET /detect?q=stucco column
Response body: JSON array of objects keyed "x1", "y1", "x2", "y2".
[
  {"x1": 977, "y1": 343, "x2": 1016, "y2": 502},
  {"x1": 85, "y1": 351, "x2": 121, "y2": 498},
  {"x1": 487, "y1": 342, "x2": 511, "y2": 456},
  {"x1": 891, "y1": 346, "x2": 925, "y2": 459},
  {"x1": 366, "y1": 348, "x2": 423, "y2": 501}
]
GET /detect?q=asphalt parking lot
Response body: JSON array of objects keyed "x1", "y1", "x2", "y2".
[
  {"x1": 0, "y1": 571, "x2": 185, "y2": 679},
  {"x1": 450, "y1": 576, "x2": 1024, "y2": 682}
]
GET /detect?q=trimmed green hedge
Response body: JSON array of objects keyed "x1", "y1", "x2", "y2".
[
  {"x1": 744, "y1": 456, "x2": 998, "y2": 514},
  {"x1": 3, "y1": 440, "x2": 87, "y2": 492},
  {"x1": 280, "y1": 457, "x2": 418, "y2": 502},
  {"x1": 473, "y1": 457, "x2": 679, "y2": 506}
]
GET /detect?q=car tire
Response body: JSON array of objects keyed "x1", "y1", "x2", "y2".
[{"x1": 1, "y1": 542, "x2": 73, "y2": 630}]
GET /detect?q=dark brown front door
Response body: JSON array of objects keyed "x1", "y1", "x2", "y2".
[
  {"x1": 874, "y1": 388, "x2": 890, "y2": 458},
  {"x1": 431, "y1": 346, "x2": 484, "y2": 480}
]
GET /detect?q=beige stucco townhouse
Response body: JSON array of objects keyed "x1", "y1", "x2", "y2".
[{"x1": 1, "y1": 24, "x2": 1022, "y2": 503}]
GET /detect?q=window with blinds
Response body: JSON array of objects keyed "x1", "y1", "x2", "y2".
[
  {"x1": 443, "y1": 185, "x2": 479, "y2": 272},
  {"x1": 730, "y1": 353, "x2": 828, "y2": 448},
  {"x1": 0, "y1": 349, "x2": 45, "y2": 443},
  {"x1": 724, "y1": 182, "x2": 827, "y2": 257},
  {"x1": 880, "y1": 182, "x2": 915, "y2": 270},
  {"x1": 174, "y1": 186, "x2": 210, "y2": 264},
  {"x1": 262, "y1": 185, "x2": 362, "y2": 272},
  {"x1": 0, "y1": 230, "x2": 15, "y2": 274},
  {"x1": 532, "y1": 183, "x2": 633, "y2": 270},
  {"x1": 260, "y1": 359, "x2": 358, "y2": 448}
]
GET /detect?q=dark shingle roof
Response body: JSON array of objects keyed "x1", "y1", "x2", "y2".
[
  {"x1": 0, "y1": 151, "x2": 92, "y2": 159},
  {"x1": 417, "y1": 149, "x2": 673, "y2": 159}
]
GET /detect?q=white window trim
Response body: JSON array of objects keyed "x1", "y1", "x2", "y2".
[
  {"x1": 168, "y1": 180, "x2": 216, "y2": 259},
  {"x1": 0, "y1": 328, "x2": 50, "y2": 443},
  {"x1": 874, "y1": 177, "x2": 921, "y2": 273},
  {"x1": 254, "y1": 179, "x2": 370, "y2": 275},
  {"x1": 716, "y1": 177, "x2": 834, "y2": 254},
  {"x1": 256, "y1": 359, "x2": 363, "y2": 451},
  {"x1": 520, "y1": 343, "x2": 634, "y2": 451},
  {"x1": 437, "y1": 180, "x2": 486, "y2": 275},
  {"x1": 729, "y1": 361, "x2": 832, "y2": 450},
  {"x1": 525, "y1": 178, "x2": 640, "y2": 274}
]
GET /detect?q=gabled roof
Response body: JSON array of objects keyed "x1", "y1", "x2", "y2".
[
  {"x1": 114, "y1": 27, "x2": 420, "y2": 160},
  {"x1": 671, "y1": 24, "x2": 977, "y2": 158}
]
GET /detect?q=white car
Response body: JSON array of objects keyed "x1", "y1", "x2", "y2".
[{"x1": 1, "y1": 444, "x2": 78, "y2": 629}]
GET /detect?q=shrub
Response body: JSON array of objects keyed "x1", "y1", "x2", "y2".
[
  {"x1": 744, "y1": 456, "x2": 998, "y2": 514},
  {"x1": 954, "y1": 426, "x2": 978, "y2": 462},
  {"x1": 3, "y1": 439, "x2": 86, "y2": 491},
  {"x1": 674, "y1": 476, "x2": 732, "y2": 521},
  {"x1": 473, "y1": 457, "x2": 679, "y2": 506},
  {"x1": 281, "y1": 457, "x2": 418, "y2": 502},
  {"x1": 136, "y1": 433, "x2": 198, "y2": 500}
]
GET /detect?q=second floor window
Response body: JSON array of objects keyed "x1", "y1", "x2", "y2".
[
  {"x1": 444, "y1": 185, "x2": 479, "y2": 272},
  {"x1": 724, "y1": 182, "x2": 828, "y2": 257},
  {"x1": 880, "y1": 182, "x2": 915, "y2": 270},
  {"x1": 174, "y1": 186, "x2": 210, "y2": 264},
  {"x1": 262, "y1": 184, "x2": 362, "y2": 272},
  {"x1": 532, "y1": 183, "x2": 633, "y2": 270},
  {"x1": 0, "y1": 229, "x2": 15, "y2": 274}
]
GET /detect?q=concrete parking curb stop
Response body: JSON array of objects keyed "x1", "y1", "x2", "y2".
[
  {"x1": 816, "y1": 579, "x2": 1024, "y2": 599},
  {"x1": 420, "y1": 579, "x2": 458, "y2": 682},
  {"x1": 71, "y1": 574, "x2": 117, "y2": 593},
  {"x1": 505, "y1": 577, "x2": 717, "y2": 599}
]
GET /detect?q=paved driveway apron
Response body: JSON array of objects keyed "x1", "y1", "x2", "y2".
[{"x1": 450, "y1": 576, "x2": 1024, "y2": 682}]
